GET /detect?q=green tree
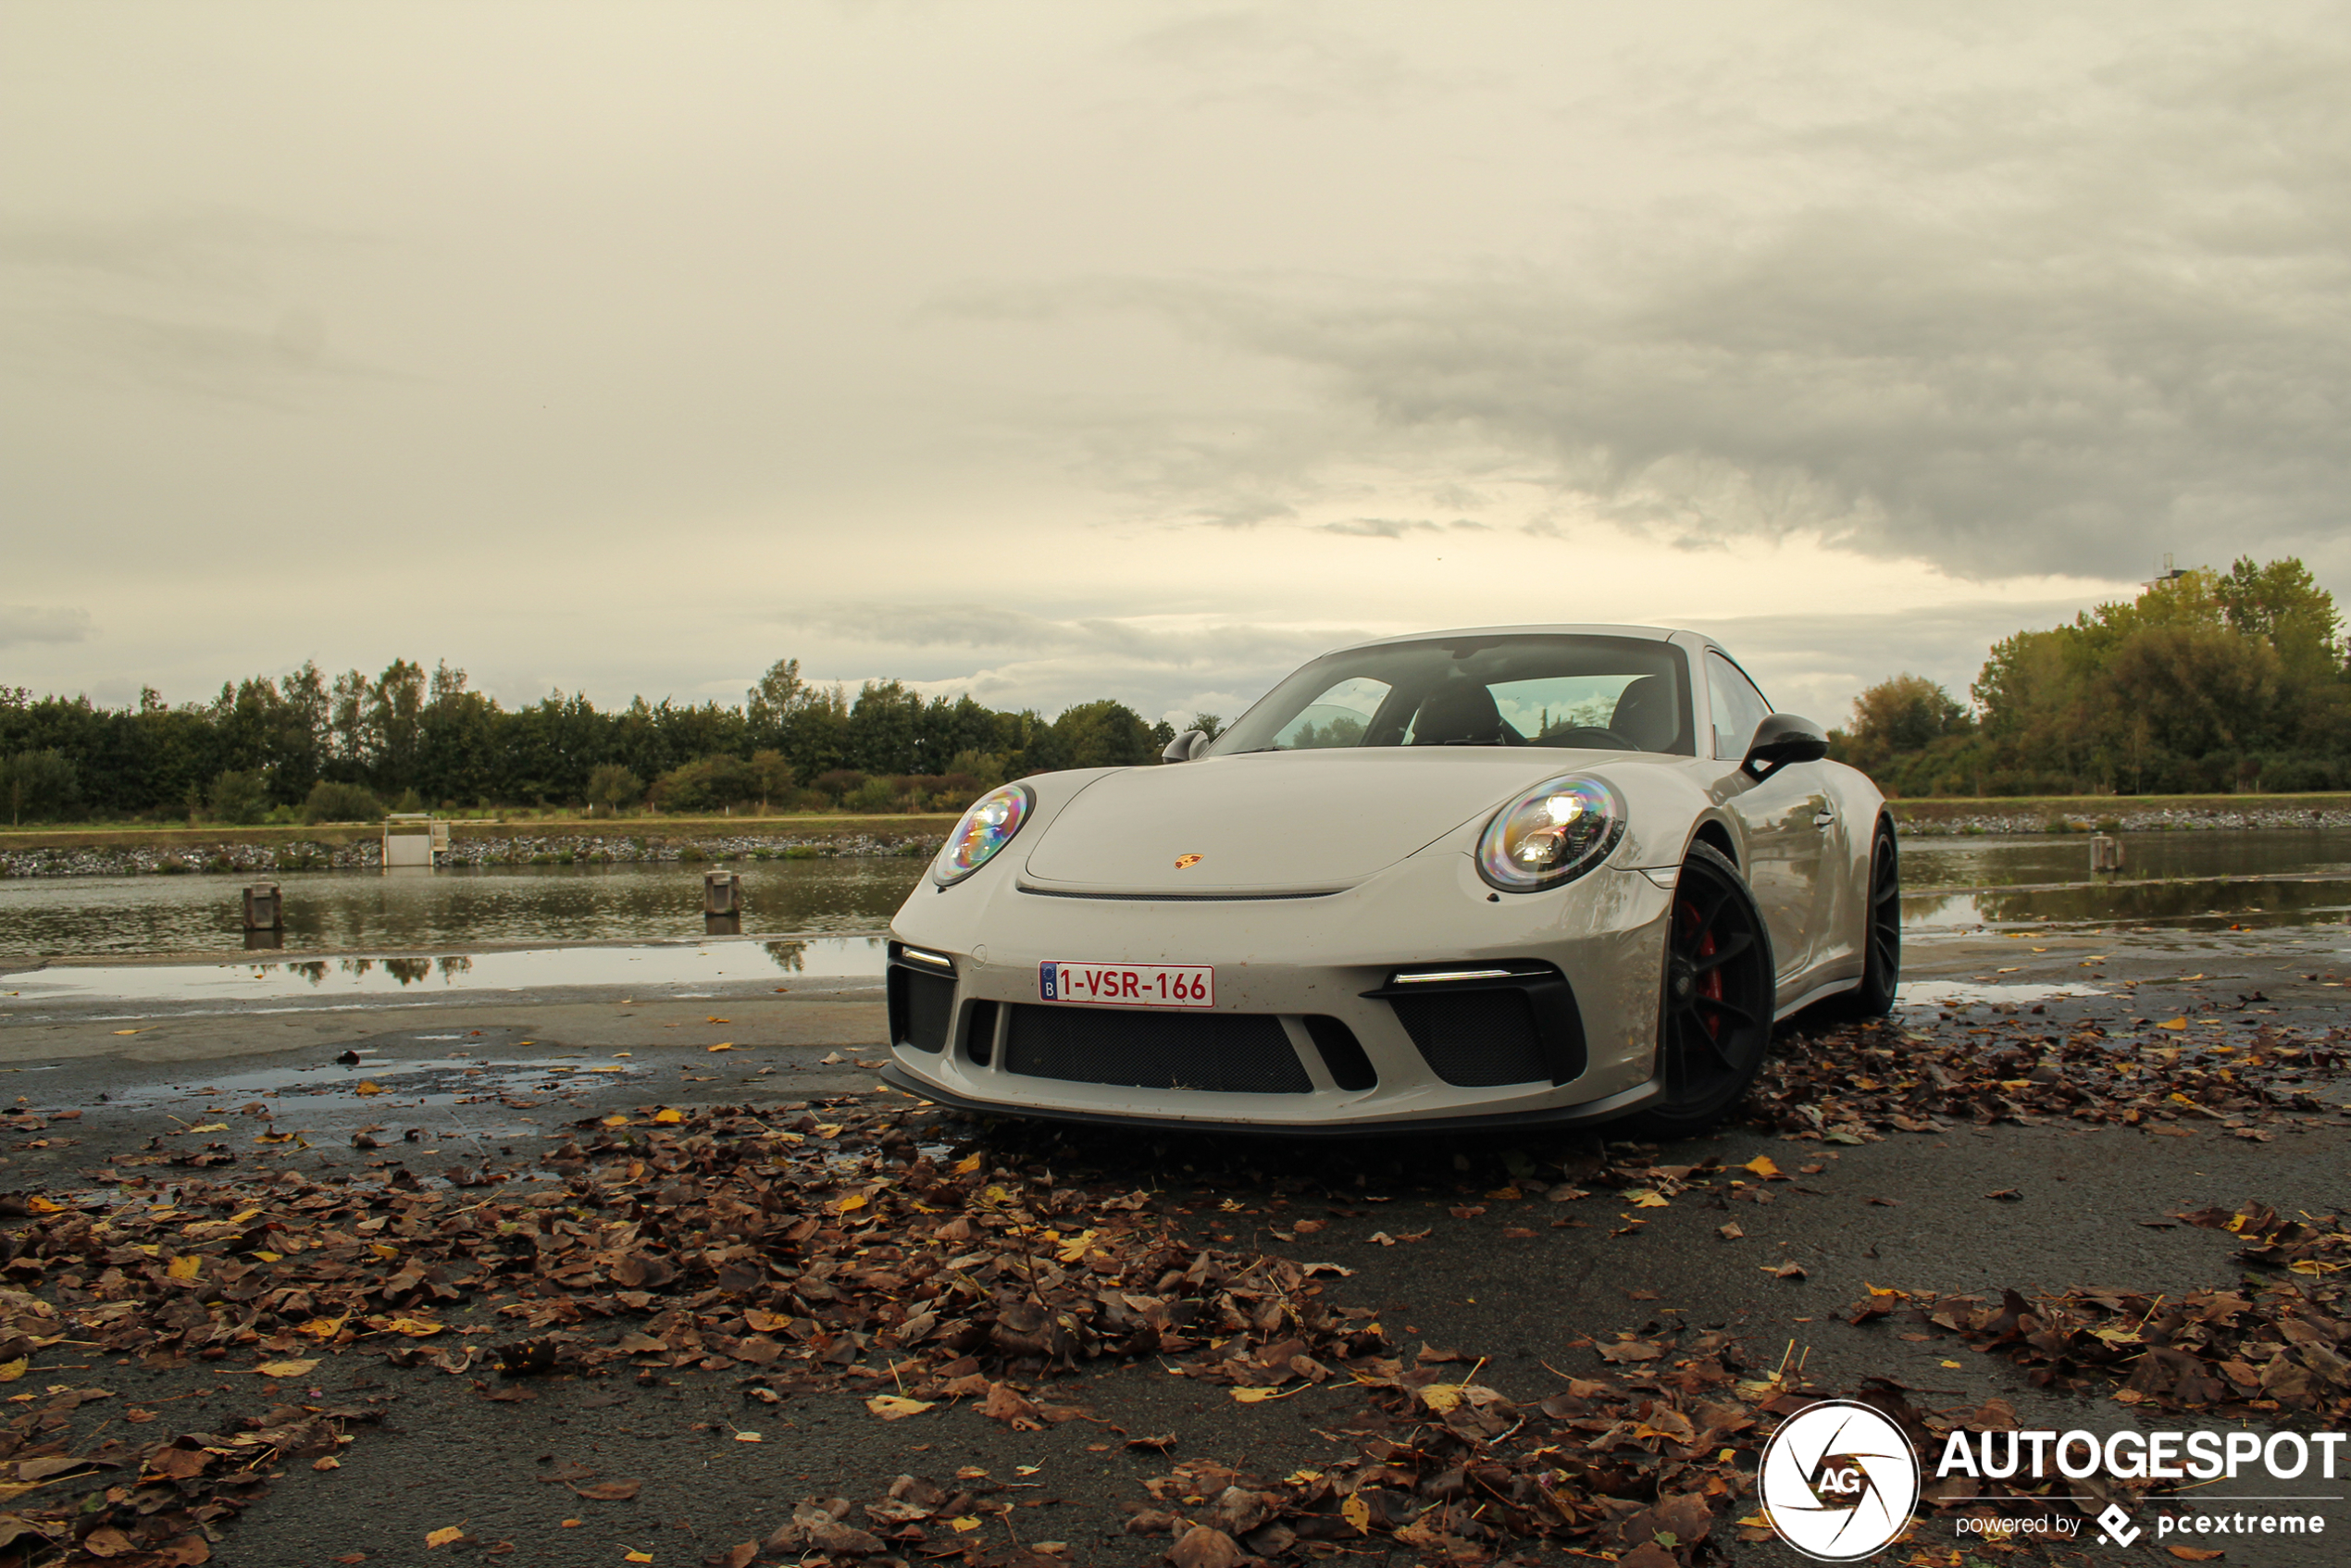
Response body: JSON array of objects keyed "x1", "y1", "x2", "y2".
[
  {"x1": 207, "y1": 769, "x2": 269, "y2": 826},
  {"x1": 0, "y1": 750, "x2": 80, "y2": 825},
  {"x1": 584, "y1": 763, "x2": 643, "y2": 816}
]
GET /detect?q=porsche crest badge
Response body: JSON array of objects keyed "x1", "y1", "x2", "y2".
[{"x1": 1174, "y1": 853, "x2": 1203, "y2": 870}]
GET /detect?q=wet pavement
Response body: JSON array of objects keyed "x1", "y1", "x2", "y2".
[{"x1": 0, "y1": 854, "x2": 2348, "y2": 1563}]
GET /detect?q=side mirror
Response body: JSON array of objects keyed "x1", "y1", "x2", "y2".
[
  {"x1": 1741, "y1": 714, "x2": 1829, "y2": 779},
  {"x1": 1161, "y1": 728, "x2": 1209, "y2": 763}
]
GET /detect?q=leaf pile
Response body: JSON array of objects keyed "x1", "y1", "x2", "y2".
[
  {"x1": 0, "y1": 1102, "x2": 1410, "y2": 1414},
  {"x1": 1846, "y1": 1201, "x2": 2351, "y2": 1423},
  {"x1": 1748, "y1": 1012, "x2": 2348, "y2": 1143}
]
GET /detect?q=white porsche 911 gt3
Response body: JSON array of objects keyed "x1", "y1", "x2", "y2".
[{"x1": 880, "y1": 625, "x2": 1898, "y2": 1137}]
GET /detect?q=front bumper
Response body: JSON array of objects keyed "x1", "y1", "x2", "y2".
[{"x1": 882, "y1": 850, "x2": 1675, "y2": 1132}]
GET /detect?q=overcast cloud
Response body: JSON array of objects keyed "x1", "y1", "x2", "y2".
[{"x1": 4, "y1": 2, "x2": 2343, "y2": 731}]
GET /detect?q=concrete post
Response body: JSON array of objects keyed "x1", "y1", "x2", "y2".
[
  {"x1": 703, "y1": 869, "x2": 742, "y2": 915},
  {"x1": 243, "y1": 881, "x2": 283, "y2": 930},
  {"x1": 2090, "y1": 835, "x2": 2124, "y2": 873}
]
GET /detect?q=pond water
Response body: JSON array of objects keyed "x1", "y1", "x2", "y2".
[
  {"x1": 0, "y1": 858, "x2": 926, "y2": 961},
  {"x1": 4, "y1": 828, "x2": 2349, "y2": 965}
]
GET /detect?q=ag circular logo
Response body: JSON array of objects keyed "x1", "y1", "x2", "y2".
[{"x1": 1759, "y1": 1399, "x2": 1921, "y2": 1562}]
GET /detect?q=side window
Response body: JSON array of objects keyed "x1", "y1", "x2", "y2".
[
  {"x1": 1706, "y1": 651, "x2": 1773, "y2": 760},
  {"x1": 1274, "y1": 678, "x2": 1389, "y2": 749}
]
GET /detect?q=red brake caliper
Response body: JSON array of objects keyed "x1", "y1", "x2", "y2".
[{"x1": 1678, "y1": 899, "x2": 1723, "y2": 1040}]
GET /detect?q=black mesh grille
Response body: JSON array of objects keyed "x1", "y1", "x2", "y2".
[
  {"x1": 888, "y1": 965, "x2": 956, "y2": 1054},
  {"x1": 1389, "y1": 989, "x2": 1548, "y2": 1087},
  {"x1": 1003, "y1": 1005, "x2": 1311, "y2": 1094},
  {"x1": 1302, "y1": 1015, "x2": 1377, "y2": 1090}
]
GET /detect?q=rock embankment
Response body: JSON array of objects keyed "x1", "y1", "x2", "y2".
[
  {"x1": 0, "y1": 831, "x2": 944, "y2": 878},
  {"x1": 1895, "y1": 803, "x2": 2351, "y2": 836}
]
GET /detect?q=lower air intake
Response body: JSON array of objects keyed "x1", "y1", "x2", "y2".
[
  {"x1": 1003, "y1": 1005, "x2": 1312, "y2": 1094},
  {"x1": 1388, "y1": 989, "x2": 1549, "y2": 1087},
  {"x1": 888, "y1": 965, "x2": 955, "y2": 1054}
]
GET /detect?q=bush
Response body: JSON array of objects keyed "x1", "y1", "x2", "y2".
[
  {"x1": 302, "y1": 780, "x2": 383, "y2": 825},
  {"x1": 651, "y1": 754, "x2": 759, "y2": 814},
  {"x1": 843, "y1": 778, "x2": 898, "y2": 814},
  {"x1": 207, "y1": 770, "x2": 270, "y2": 826},
  {"x1": 812, "y1": 769, "x2": 868, "y2": 806},
  {"x1": 678, "y1": 843, "x2": 708, "y2": 864}
]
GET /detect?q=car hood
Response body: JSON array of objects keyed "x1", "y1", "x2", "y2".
[{"x1": 1018, "y1": 748, "x2": 1636, "y2": 895}]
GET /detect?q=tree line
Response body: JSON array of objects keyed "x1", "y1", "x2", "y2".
[
  {"x1": 0, "y1": 656, "x2": 1212, "y2": 826},
  {"x1": 1834, "y1": 556, "x2": 2351, "y2": 797}
]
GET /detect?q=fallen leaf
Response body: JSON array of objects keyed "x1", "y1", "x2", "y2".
[
  {"x1": 706, "y1": 1043, "x2": 732, "y2": 1052},
  {"x1": 0, "y1": 1359, "x2": 25, "y2": 1383},
  {"x1": 1717, "y1": 1222, "x2": 1744, "y2": 1240},
  {"x1": 425, "y1": 1526, "x2": 466, "y2": 1549},
  {"x1": 865, "y1": 1395, "x2": 935, "y2": 1420},
  {"x1": 1744, "y1": 1155, "x2": 1781, "y2": 1178},
  {"x1": 168, "y1": 1254, "x2": 202, "y2": 1281},
  {"x1": 355, "y1": 1081, "x2": 384, "y2": 1096},
  {"x1": 2157, "y1": 1017, "x2": 2189, "y2": 1030},
  {"x1": 566, "y1": 1478, "x2": 644, "y2": 1500},
  {"x1": 255, "y1": 1359, "x2": 318, "y2": 1377},
  {"x1": 2166, "y1": 1549, "x2": 2226, "y2": 1562},
  {"x1": 1984, "y1": 1188, "x2": 2024, "y2": 1202},
  {"x1": 1763, "y1": 1261, "x2": 1807, "y2": 1280}
]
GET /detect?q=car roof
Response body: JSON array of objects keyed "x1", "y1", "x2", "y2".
[{"x1": 1331, "y1": 623, "x2": 1694, "y2": 654}]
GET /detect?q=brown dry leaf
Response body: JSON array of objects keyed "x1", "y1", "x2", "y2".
[
  {"x1": 1764, "y1": 1261, "x2": 1808, "y2": 1280},
  {"x1": 255, "y1": 1359, "x2": 318, "y2": 1377},
  {"x1": 1167, "y1": 1524, "x2": 1247, "y2": 1568},
  {"x1": 978, "y1": 1381, "x2": 1044, "y2": 1430},
  {"x1": 865, "y1": 1395, "x2": 935, "y2": 1420},
  {"x1": 1718, "y1": 1222, "x2": 1745, "y2": 1240},
  {"x1": 570, "y1": 1479, "x2": 644, "y2": 1501},
  {"x1": 355, "y1": 1081, "x2": 384, "y2": 1096}
]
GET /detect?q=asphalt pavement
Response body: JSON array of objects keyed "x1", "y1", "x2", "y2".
[{"x1": 2, "y1": 920, "x2": 2347, "y2": 1566}]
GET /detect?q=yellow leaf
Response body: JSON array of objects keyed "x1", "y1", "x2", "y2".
[
  {"x1": 370, "y1": 1242, "x2": 399, "y2": 1261},
  {"x1": 255, "y1": 1359, "x2": 318, "y2": 1377},
  {"x1": 313, "y1": 1456, "x2": 341, "y2": 1470},
  {"x1": 185, "y1": 1124, "x2": 228, "y2": 1134},
  {"x1": 1419, "y1": 1384, "x2": 1462, "y2": 1412},
  {"x1": 167, "y1": 1254, "x2": 202, "y2": 1281},
  {"x1": 112, "y1": 1028, "x2": 141, "y2": 1036},
  {"x1": 815, "y1": 1124, "x2": 843, "y2": 1138},
  {"x1": 950, "y1": 1517, "x2": 981, "y2": 1534},
  {"x1": 426, "y1": 1526, "x2": 466, "y2": 1549},
  {"x1": 252, "y1": 1251, "x2": 283, "y2": 1262},
  {"x1": 587, "y1": 1065, "x2": 627, "y2": 1074},
  {"x1": 830, "y1": 1192, "x2": 868, "y2": 1214},
  {"x1": 1341, "y1": 1493, "x2": 1372, "y2": 1534},
  {"x1": 24, "y1": 1197, "x2": 65, "y2": 1214},
  {"x1": 602, "y1": 1114, "x2": 631, "y2": 1126},
  {"x1": 385, "y1": 1316, "x2": 444, "y2": 1338},
  {"x1": 355, "y1": 1080, "x2": 384, "y2": 1095},
  {"x1": 951, "y1": 1154, "x2": 984, "y2": 1176},
  {"x1": 1053, "y1": 1228, "x2": 1099, "y2": 1263},
  {"x1": 1626, "y1": 1188, "x2": 1670, "y2": 1209},
  {"x1": 1744, "y1": 1155, "x2": 1781, "y2": 1177},
  {"x1": 705, "y1": 1015, "x2": 729, "y2": 1023},
  {"x1": 0, "y1": 1359, "x2": 25, "y2": 1384},
  {"x1": 255, "y1": 1132, "x2": 294, "y2": 1144},
  {"x1": 626, "y1": 1553, "x2": 653, "y2": 1563},
  {"x1": 706, "y1": 1043, "x2": 732, "y2": 1052},
  {"x1": 1229, "y1": 1386, "x2": 1287, "y2": 1404},
  {"x1": 299, "y1": 1314, "x2": 350, "y2": 1339},
  {"x1": 2157, "y1": 1017, "x2": 2188, "y2": 1030},
  {"x1": 653, "y1": 1109, "x2": 685, "y2": 1124},
  {"x1": 865, "y1": 1395, "x2": 935, "y2": 1420}
]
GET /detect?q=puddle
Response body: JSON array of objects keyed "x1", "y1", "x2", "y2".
[
  {"x1": 101, "y1": 1048, "x2": 654, "y2": 1114},
  {"x1": 1902, "y1": 877, "x2": 2351, "y2": 934},
  {"x1": 1, "y1": 936, "x2": 888, "y2": 1012},
  {"x1": 1896, "y1": 979, "x2": 2109, "y2": 1010}
]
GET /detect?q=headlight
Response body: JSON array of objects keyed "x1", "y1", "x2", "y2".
[
  {"x1": 935, "y1": 783, "x2": 1036, "y2": 886},
  {"x1": 1475, "y1": 775, "x2": 1624, "y2": 892}
]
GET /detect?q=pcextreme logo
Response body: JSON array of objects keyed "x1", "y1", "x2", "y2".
[{"x1": 1759, "y1": 1400, "x2": 1922, "y2": 1562}]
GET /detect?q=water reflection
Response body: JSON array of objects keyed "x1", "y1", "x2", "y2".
[
  {"x1": 1904, "y1": 876, "x2": 2351, "y2": 932},
  {"x1": 0, "y1": 858, "x2": 928, "y2": 959},
  {"x1": 1899, "y1": 827, "x2": 2351, "y2": 890}
]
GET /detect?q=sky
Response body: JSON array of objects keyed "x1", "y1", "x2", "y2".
[{"x1": 6, "y1": 2, "x2": 2347, "y2": 732}]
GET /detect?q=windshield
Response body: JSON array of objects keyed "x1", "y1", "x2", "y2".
[{"x1": 1207, "y1": 633, "x2": 1695, "y2": 756}]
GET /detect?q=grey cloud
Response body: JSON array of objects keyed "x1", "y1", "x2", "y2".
[
  {"x1": 964, "y1": 36, "x2": 2351, "y2": 584},
  {"x1": 0, "y1": 605, "x2": 94, "y2": 649},
  {"x1": 1322, "y1": 517, "x2": 1437, "y2": 539}
]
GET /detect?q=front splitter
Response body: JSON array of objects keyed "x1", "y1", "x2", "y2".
[{"x1": 876, "y1": 1062, "x2": 1661, "y2": 1139}]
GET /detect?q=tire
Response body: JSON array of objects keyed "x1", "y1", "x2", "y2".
[
  {"x1": 1626, "y1": 841, "x2": 1776, "y2": 1138},
  {"x1": 1831, "y1": 820, "x2": 1901, "y2": 1018}
]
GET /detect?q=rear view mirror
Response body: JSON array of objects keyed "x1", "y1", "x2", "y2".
[
  {"x1": 1741, "y1": 714, "x2": 1829, "y2": 779},
  {"x1": 1162, "y1": 728, "x2": 1209, "y2": 763}
]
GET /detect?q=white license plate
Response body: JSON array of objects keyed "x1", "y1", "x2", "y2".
[{"x1": 1039, "y1": 961, "x2": 1214, "y2": 1009}]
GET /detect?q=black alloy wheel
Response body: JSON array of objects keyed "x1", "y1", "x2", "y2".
[
  {"x1": 1629, "y1": 841, "x2": 1775, "y2": 1137},
  {"x1": 1846, "y1": 821, "x2": 1901, "y2": 1015}
]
